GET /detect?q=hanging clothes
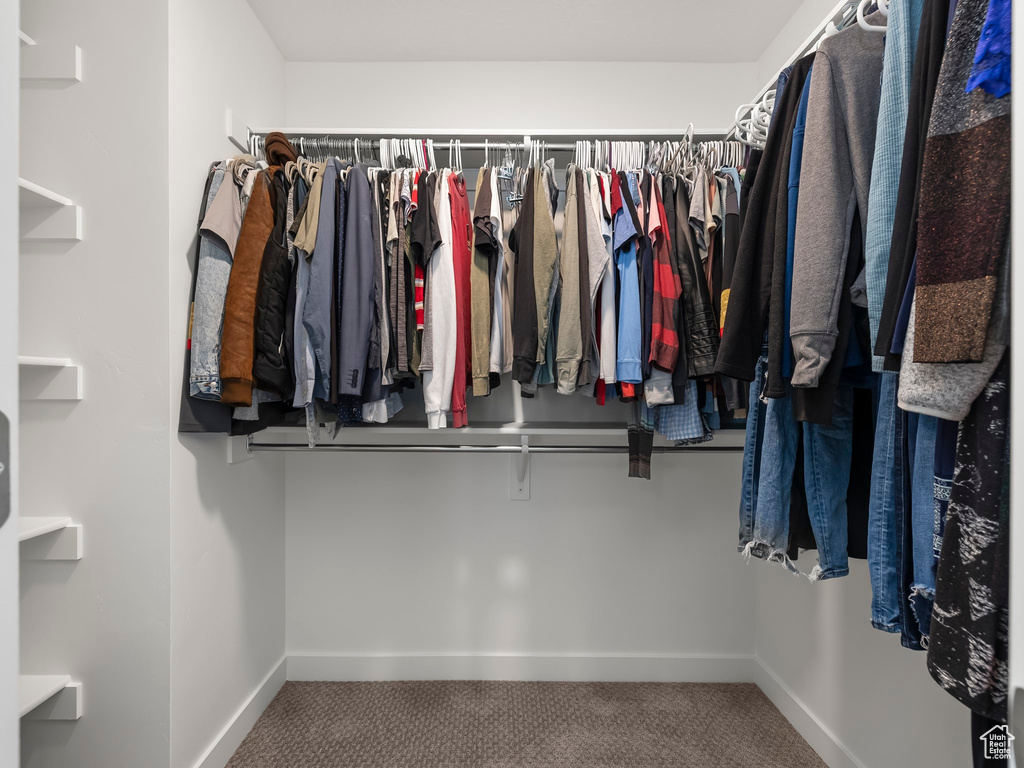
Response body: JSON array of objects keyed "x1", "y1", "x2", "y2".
[
  {"x1": 788, "y1": 13, "x2": 885, "y2": 389},
  {"x1": 715, "y1": 54, "x2": 813, "y2": 382}
]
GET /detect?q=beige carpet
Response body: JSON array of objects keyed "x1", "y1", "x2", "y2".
[{"x1": 226, "y1": 681, "x2": 826, "y2": 768}]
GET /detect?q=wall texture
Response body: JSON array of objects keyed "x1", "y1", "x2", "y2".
[
  {"x1": 167, "y1": 2, "x2": 287, "y2": 768},
  {"x1": 19, "y1": 1, "x2": 171, "y2": 766}
]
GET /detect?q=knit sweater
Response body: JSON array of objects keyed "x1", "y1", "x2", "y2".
[{"x1": 913, "y1": 0, "x2": 1011, "y2": 363}]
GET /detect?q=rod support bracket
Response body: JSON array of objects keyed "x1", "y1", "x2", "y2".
[
  {"x1": 510, "y1": 436, "x2": 530, "y2": 501},
  {"x1": 227, "y1": 434, "x2": 255, "y2": 465}
]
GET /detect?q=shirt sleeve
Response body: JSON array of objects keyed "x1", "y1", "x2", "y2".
[{"x1": 789, "y1": 53, "x2": 857, "y2": 388}]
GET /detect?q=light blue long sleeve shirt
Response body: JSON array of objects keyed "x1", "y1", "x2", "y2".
[{"x1": 864, "y1": 0, "x2": 925, "y2": 371}]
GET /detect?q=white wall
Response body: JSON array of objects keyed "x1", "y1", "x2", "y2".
[
  {"x1": 755, "y1": 0, "x2": 841, "y2": 86},
  {"x1": 285, "y1": 61, "x2": 759, "y2": 132},
  {"x1": 754, "y1": 562, "x2": 970, "y2": 767},
  {"x1": 287, "y1": 451, "x2": 753, "y2": 672},
  {"x1": 167, "y1": 3, "x2": 287, "y2": 768},
  {"x1": 18, "y1": 1, "x2": 171, "y2": 766},
  {"x1": 1, "y1": 0, "x2": 20, "y2": 764}
]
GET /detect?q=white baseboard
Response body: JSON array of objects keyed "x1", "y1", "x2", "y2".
[
  {"x1": 192, "y1": 653, "x2": 862, "y2": 768},
  {"x1": 286, "y1": 652, "x2": 759, "y2": 682},
  {"x1": 752, "y1": 660, "x2": 866, "y2": 768},
  {"x1": 193, "y1": 655, "x2": 286, "y2": 768}
]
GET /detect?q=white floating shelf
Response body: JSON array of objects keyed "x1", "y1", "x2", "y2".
[
  {"x1": 19, "y1": 356, "x2": 83, "y2": 401},
  {"x1": 19, "y1": 178, "x2": 83, "y2": 242},
  {"x1": 19, "y1": 516, "x2": 73, "y2": 542},
  {"x1": 19, "y1": 178, "x2": 73, "y2": 208},
  {"x1": 20, "y1": 520, "x2": 82, "y2": 561},
  {"x1": 19, "y1": 676, "x2": 82, "y2": 720},
  {"x1": 18, "y1": 356, "x2": 72, "y2": 367},
  {"x1": 21, "y1": 42, "x2": 81, "y2": 81},
  {"x1": 19, "y1": 31, "x2": 36, "y2": 47}
]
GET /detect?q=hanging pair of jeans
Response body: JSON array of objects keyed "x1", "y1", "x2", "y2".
[
  {"x1": 738, "y1": 353, "x2": 769, "y2": 552},
  {"x1": 908, "y1": 413, "x2": 940, "y2": 643},
  {"x1": 868, "y1": 371, "x2": 927, "y2": 648},
  {"x1": 745, "y1": 382, "x2": 854, "y2": 579}
]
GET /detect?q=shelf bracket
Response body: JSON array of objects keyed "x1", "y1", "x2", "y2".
[
  {"x1": 510, "y1": 436, "x2": 530, "y2": 501},
  {"x1": 226, "y1": 108, "x2": 250, "y2": 154}
]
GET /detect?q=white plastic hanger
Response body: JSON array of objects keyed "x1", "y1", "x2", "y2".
[{"x1": 857, "y1": 0, "x2": 886, "y2": 32}]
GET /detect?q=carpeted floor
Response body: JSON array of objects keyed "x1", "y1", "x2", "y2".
[{"x1": 226, "y1": 681, "x2": 826, "y2": 767}]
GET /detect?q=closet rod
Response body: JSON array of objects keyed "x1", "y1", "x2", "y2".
[
  {"x1": 253, "y1": 140, "x2": 652, "y2": 152},
  {"x1": 246, "y1": 442, "x2": 742, "y2": 454}
]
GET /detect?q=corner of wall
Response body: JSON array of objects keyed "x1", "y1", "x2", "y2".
[{"x1": 168, "y1": 1, "x2": 287, "y2": 767}]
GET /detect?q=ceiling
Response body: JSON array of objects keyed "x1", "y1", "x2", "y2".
[{"x1": 245, "y1": 0, "x2": 805, "y2": 63}]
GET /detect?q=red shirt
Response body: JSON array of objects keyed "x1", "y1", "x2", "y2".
[{"x1": 448, "y1": 172, "x2": 472, "y2": 428}]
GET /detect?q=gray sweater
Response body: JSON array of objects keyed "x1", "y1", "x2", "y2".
[{"x1": 789, "y1": 15, "x2": 885, "y2": 388}]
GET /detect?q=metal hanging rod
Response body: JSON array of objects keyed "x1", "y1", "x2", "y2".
[
  {"x1": 247, "y1": 129, "x2": 726, "y2": 140},
  {"x1": 241, "y1": 131, "x2": 726, "y2": 154},
  {"x1": 246, "y1": 441, "x2": 741, "y2": 454}
]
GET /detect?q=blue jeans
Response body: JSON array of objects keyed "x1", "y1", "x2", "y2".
[
  {"x1": 738, "y1": 354, "x2": 768, "y2": 552},
  {"x1": 868, "y1": 372, "x2": 902, "y2": 632},
  {"x1": 750, "y1": 385, "x2": 854, "y2": 580},
  {"x1": 869, "y1": 372, "x2": 924, "y2": 648},
  {"x1": 803, "y1": 387, "x2": 854, "y2": 581},
  {"x1": 909, "y1": 414, "x2": 939, "y2": 641}
]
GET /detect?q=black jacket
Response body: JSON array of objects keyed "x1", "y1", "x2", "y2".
[
  {"x1": 510, "y1": 168, "x2": 538, "y2": 384},
  {"x1": 674, "y1": 178, "x2": 719, "y2": 379},
  {"x1": 715, "y1": 53, "x2": 814, "y2": 382},
  {"x1": 252, "y1": 168, "x2": 295, "y2": 398}
]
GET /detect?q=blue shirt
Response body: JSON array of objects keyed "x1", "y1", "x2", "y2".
[{"x1": 614, "y1": 173, "x2": 642, "y2": 384}]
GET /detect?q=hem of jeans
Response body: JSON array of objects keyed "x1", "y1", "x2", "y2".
[
  {"x1": 742, "y1": 541, "x2": 801, "y2": 575},
  {"x1": 900, "y1": 635, "x2": 924, "y2": 651},
  {"x1": 807, "y1": 564, "x2": 850, "y2": 582},
  {"x1": 908, "y1": 585, "x2": 935, "y2": 647},
  {"x1": 871, "y1": 621, "x2": 901, "y2": 633}
]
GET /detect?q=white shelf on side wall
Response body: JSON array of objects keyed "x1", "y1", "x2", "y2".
[
  {"x1": 18, "y1": 178, "x2": 83, "y2": 242},
  {"x1": 19, "y1": 516, "x2": 72, "y2": 542},
  {"x1": 19, "y1": 515, "x2": 83, "y2": 561},
  {"x1": 18, "y1": 356, "x2": 83, "y2": 401},
  {"x1": 20, "y1": 40, "x2": 81, "y2": 81},
  {"x1": 19, "y1": 675, "x2": 83, "y2": 720}
]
